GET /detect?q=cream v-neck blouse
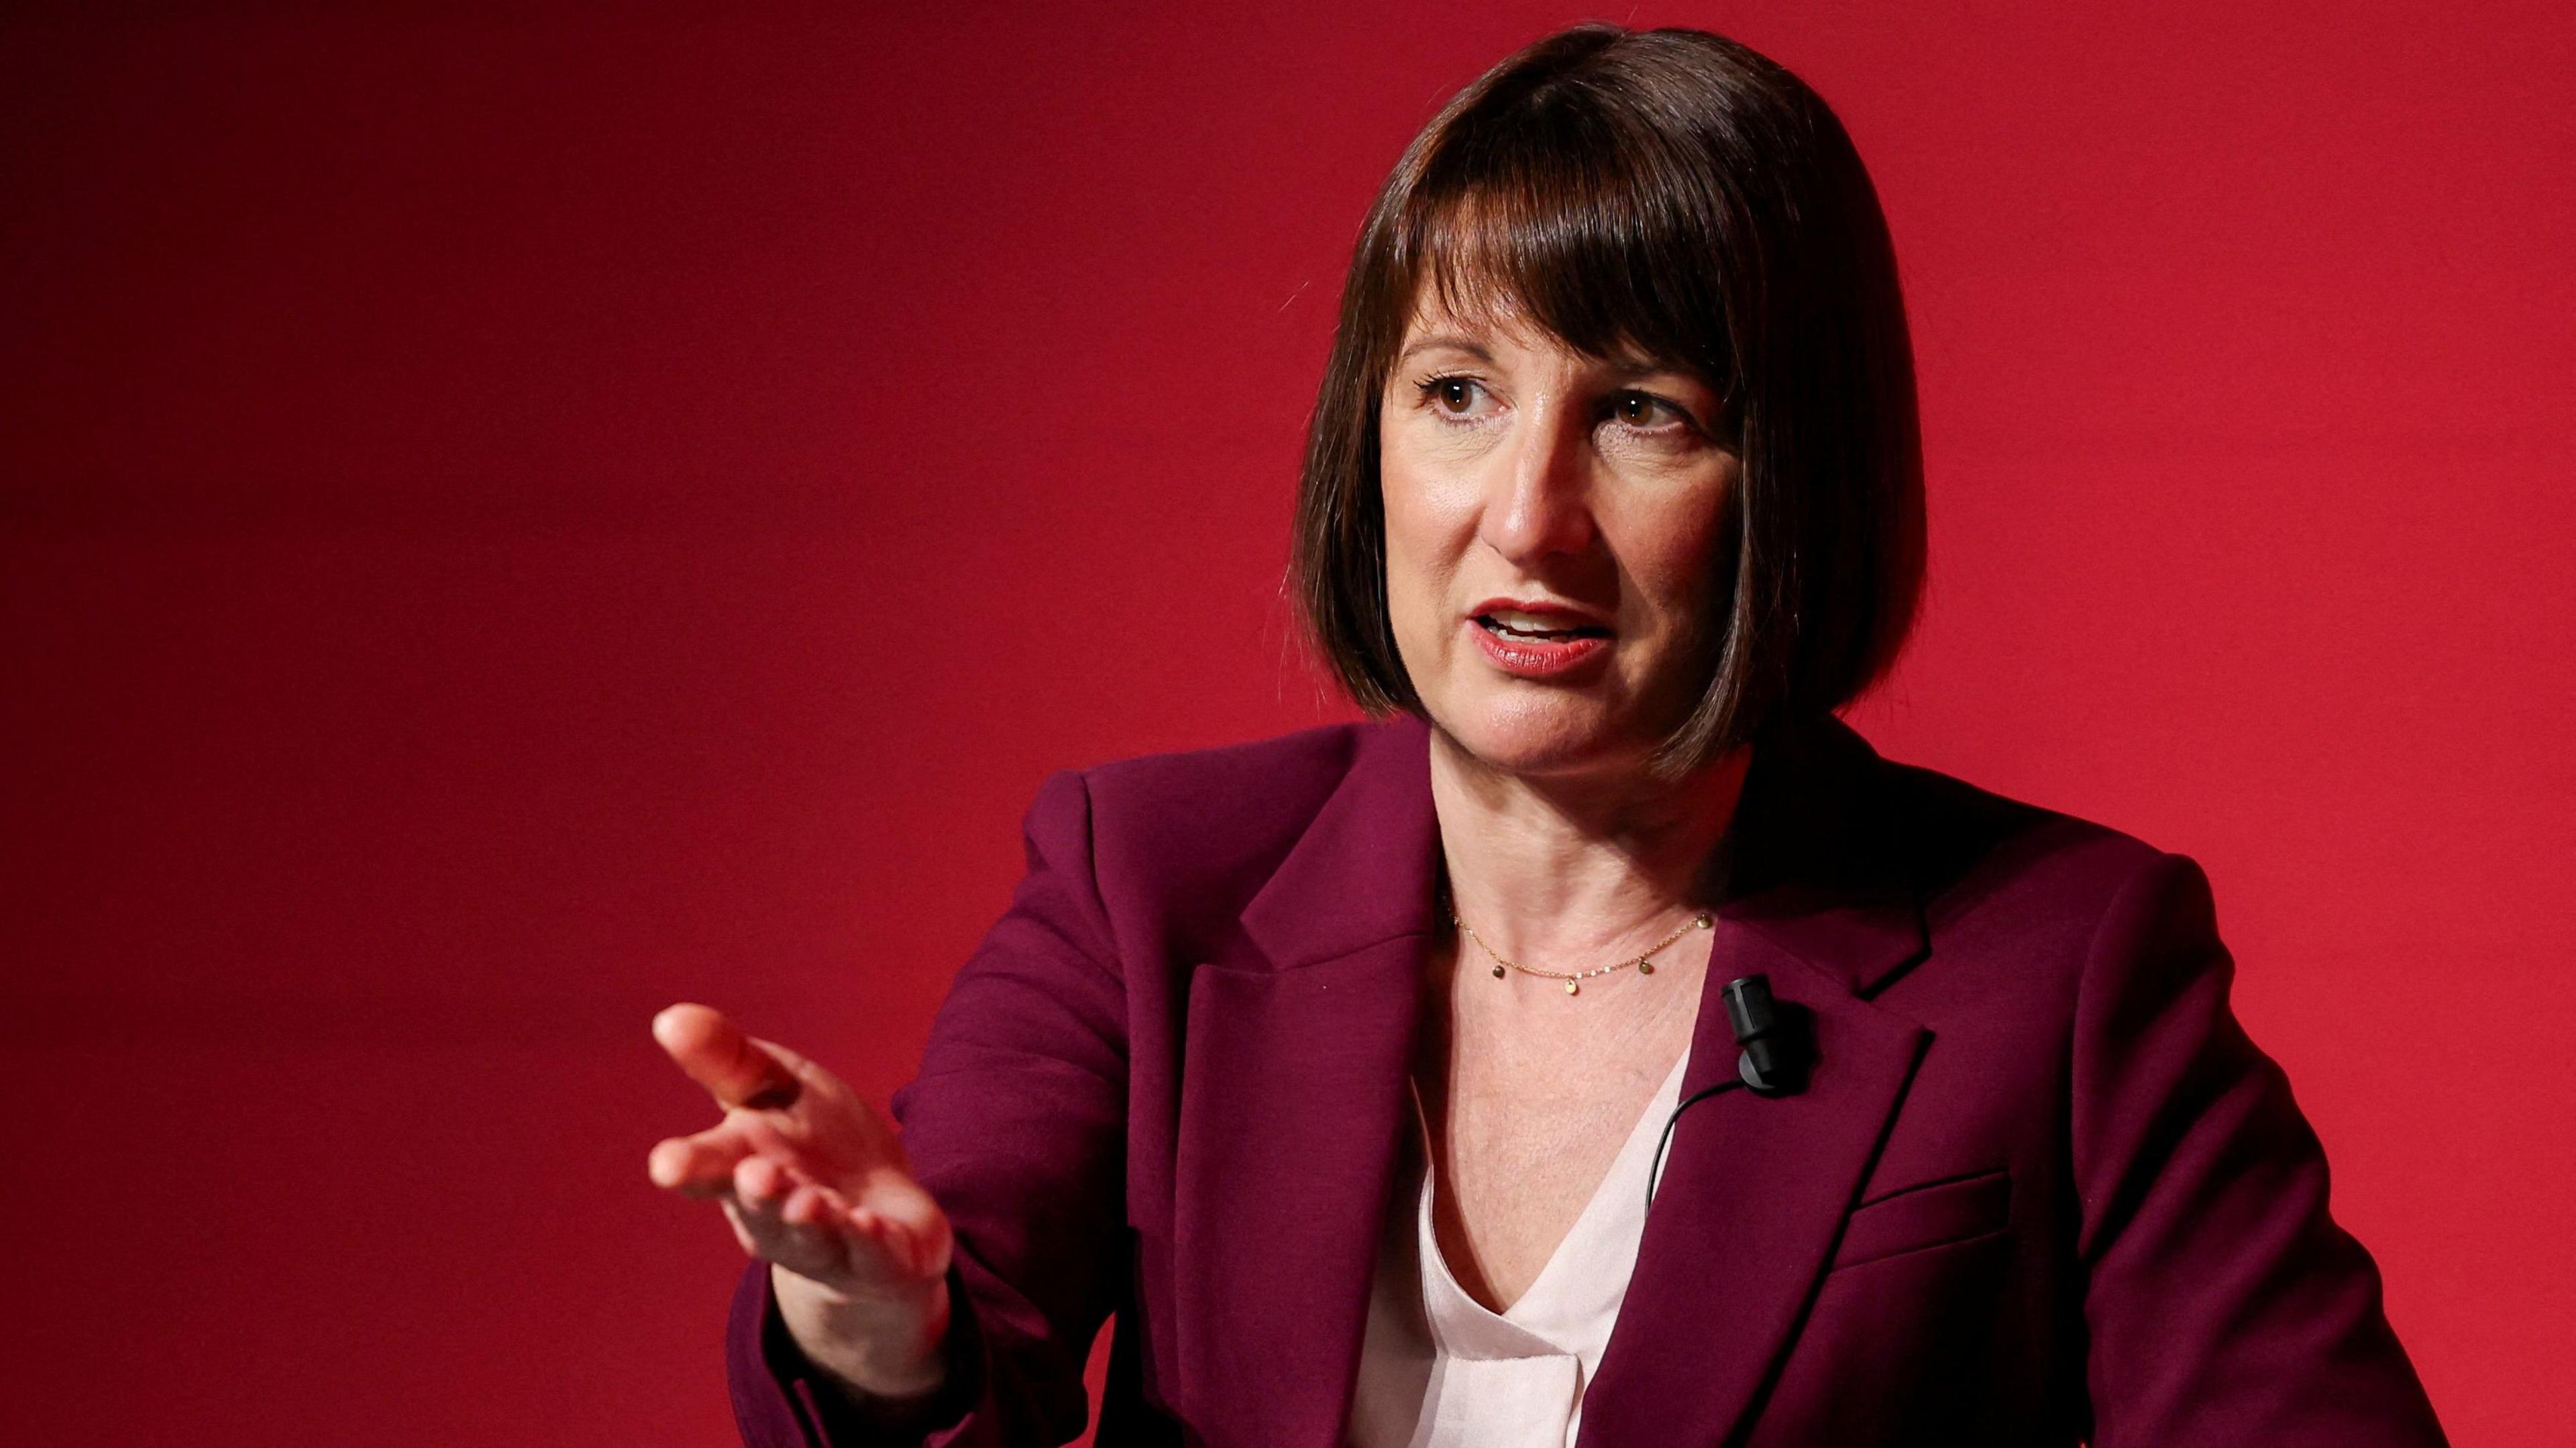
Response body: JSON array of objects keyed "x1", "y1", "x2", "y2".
[{"x1": 1345, "y1": 1048, "x2": 1693, "y2": 1448}]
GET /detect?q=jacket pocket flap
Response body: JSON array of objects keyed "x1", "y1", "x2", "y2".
[{"x1": 1831, "y1": 1167, "x2": 2012, "y2": 1269}]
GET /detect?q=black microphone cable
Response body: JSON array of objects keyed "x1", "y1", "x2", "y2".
[
  {"x1": 1645, "y1": 1077, "x2": 1745, "y2": 1209},
  {"x1": 1644, "y1": 974, "x2": 1805, "y2": 1209}
]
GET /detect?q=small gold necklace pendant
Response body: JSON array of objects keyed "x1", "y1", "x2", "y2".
[{"x1": 1452, "y1": 907, "x2": 1711, "y2": 997}]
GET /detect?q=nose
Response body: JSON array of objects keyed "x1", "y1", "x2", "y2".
[{"x1": 1478, "y1": 392, "x2": 1597, "y2": 566}]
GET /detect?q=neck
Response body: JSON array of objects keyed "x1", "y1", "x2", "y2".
[{"x1": 1428, "y1": 726, "x2": 1751, "y2": 963}]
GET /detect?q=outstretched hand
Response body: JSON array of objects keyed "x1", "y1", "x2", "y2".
[{"x1": 649, "y1": 1003, "x2": 955, "y2": 1396}]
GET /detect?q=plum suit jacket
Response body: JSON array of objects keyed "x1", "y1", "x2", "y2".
[{"x1": 723, "y1": 714, "x2": 2446, "y2": 1447}]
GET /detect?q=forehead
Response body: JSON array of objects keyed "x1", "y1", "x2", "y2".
[
  {"x1": 1396, "y1": 287, "x2": 1545, "y2": 353},
  {"x1": 1382, "y1": 176, "x2": 1731, "y2": 378}
]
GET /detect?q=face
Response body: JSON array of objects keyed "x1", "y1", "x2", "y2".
[{"x1": 1379, "y1": 292, "x2": 1737, "y2": 781}]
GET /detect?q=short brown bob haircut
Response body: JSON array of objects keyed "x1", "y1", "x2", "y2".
[{"x1": 1291, "y1": 23, "x2": 1924, "y2": 773}]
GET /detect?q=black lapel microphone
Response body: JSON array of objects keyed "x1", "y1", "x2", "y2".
[
  {"x1": 1645, "y1": 973, "x2": 1809, "y2": 1207},
  {"x1": 1723, "y1": 974, "x2": 1802, "y2": 1095}
]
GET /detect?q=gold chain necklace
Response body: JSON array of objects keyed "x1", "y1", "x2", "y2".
[{"x1": 1448, "y1": 904, "x2": 1713, "y2": 996}]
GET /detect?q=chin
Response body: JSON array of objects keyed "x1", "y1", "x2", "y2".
[{"x1": 1430, "y1": 689, "x2": 1651, "y2": 779}]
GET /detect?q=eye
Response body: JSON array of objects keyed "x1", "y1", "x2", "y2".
[
  {"x1": 1411, "y1": 374, "x2": 1495, "y2": 423},
  {"x1": 1422, "y1": 376, "x2": 1481, "y2": 414},
  {"x1": 1607, "y1": 391, "x2": 1694, "y2": 431}
]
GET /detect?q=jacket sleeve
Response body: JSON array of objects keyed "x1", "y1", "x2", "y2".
[
  {"x1": 2071, "y1": 852, "x2": 2447, "y2": 1446},
  {"x1": 727, "y1": 768, "x2": 1132, "y2": 1447}
]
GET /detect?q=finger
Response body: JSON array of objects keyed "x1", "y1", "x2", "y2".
[
  {"x1": 735, "y1": 1152, "x2": 797, "y2": 1206},
  {"x1": 767, "y1": 1168, "x2": 863, "y2": 1235},
  {"x1": 722, "y1": 1162, "x2": 856, "y2": 1281},
  {"x1": 647, "y1": 1123, "x2": 757, "y2": 1196},
  {"x1": 654, "y1": 1003, "x2": 802, "y2": 1111},
  {"x1": 718, "y1": 1190, "x2": 784, "y2": 1261},
  {"x1": 853, "y1": 1196, "x2": 954, "y2": 1281},
  {"x1": 722, "y1": 1158, "x2": 797, "y2": 1254},
  {"x1": 843, "y1": 1204, "x2": 906, "y2": 1270}
]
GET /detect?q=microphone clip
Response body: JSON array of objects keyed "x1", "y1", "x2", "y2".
[{"x1": 1721, "y1": 974, "x2": 1810, "y2": 1096}]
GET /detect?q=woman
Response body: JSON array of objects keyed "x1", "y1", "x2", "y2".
[{"x1": 647, "y1": 23, "x2": 2446, "y2": 1447}]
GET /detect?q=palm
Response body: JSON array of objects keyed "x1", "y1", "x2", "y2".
[{"x1": 647, "y1": 1003, "x2": 951, "y2": 1299}]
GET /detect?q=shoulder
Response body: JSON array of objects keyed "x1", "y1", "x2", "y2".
[
  {"x1": 1022, "y1": 719, "x2": 1399, "y2": 917},
  {"x1": 1851, "y1": 737, "x2": 2220, "y2": 1007},
  {"x1": 1877, "y1": 753, "x2": 2168, "y2": 923},
  {"x1": 1076, "y1": 720, "x2": 1378, "y2": 830}
]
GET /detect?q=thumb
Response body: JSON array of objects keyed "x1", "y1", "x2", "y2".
[{"x1": 653, "y1": 1003, "x2": 802, "y2": 1111}]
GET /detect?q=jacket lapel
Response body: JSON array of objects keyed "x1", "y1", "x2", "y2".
[
  {"x1": 1170, "y1": 719, "x2": 1441, "y2": 1447},
  {"x1": 1578, "y1": 716, "x2": 1935, "y2": 1447},
  {"x1": 1572, "y1": 934, "x2": 1927, "y2": 1446},
  {"x1": 1168, "y1": 714, "x2": 1933, "y2": 1447}
]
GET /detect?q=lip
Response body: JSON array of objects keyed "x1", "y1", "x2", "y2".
[
  {"x1": 1468, "y1": 596, "x2": 1612, "y2": 630},
  {"x1": 1464, "y1": 597, "x2": 1615, "y2": 680}
]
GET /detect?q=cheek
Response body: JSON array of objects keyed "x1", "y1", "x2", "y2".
[
  {"x1": 1642, "y1": 520, "x2": 1722, "y2": 605},
  {"x1": 1618, "y1": 471, "x2": 1732, "y2": 615},
  {"x1": 1379, "y1": 453, "x2": 1477, "y2": 616}
]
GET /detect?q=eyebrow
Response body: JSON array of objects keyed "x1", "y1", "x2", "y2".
[{"x1": 1395, "y1": 334, "x2": 1495, "y2": 368}]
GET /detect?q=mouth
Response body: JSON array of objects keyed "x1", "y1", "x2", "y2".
[
  {"x1": 1473, "y1": 609, "x2": 1615, "y2": 644},
  {"x1": 1466, "y1": 602, "x2": 1615, "y2": 679}
]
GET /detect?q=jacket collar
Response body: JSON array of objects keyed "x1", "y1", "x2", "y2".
[
  {"x1": 1237, "y1": 716, "x2": 1444, "y2": 972},
  {"x1": 1233, "y1": 710, "x2": 1929, "y2": 986},
  {"x1": 1715, "y1": 709, "x2": 1931, "y2": 999}
]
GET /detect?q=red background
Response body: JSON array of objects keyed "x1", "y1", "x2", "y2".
[{"x1": 4, "y1": 3, "x2": 2569, "y2": 1443}]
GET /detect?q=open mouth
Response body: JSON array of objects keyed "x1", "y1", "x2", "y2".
[{"x1": 1475, "y1": 610, "x2": 1613, "y2": 643}]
